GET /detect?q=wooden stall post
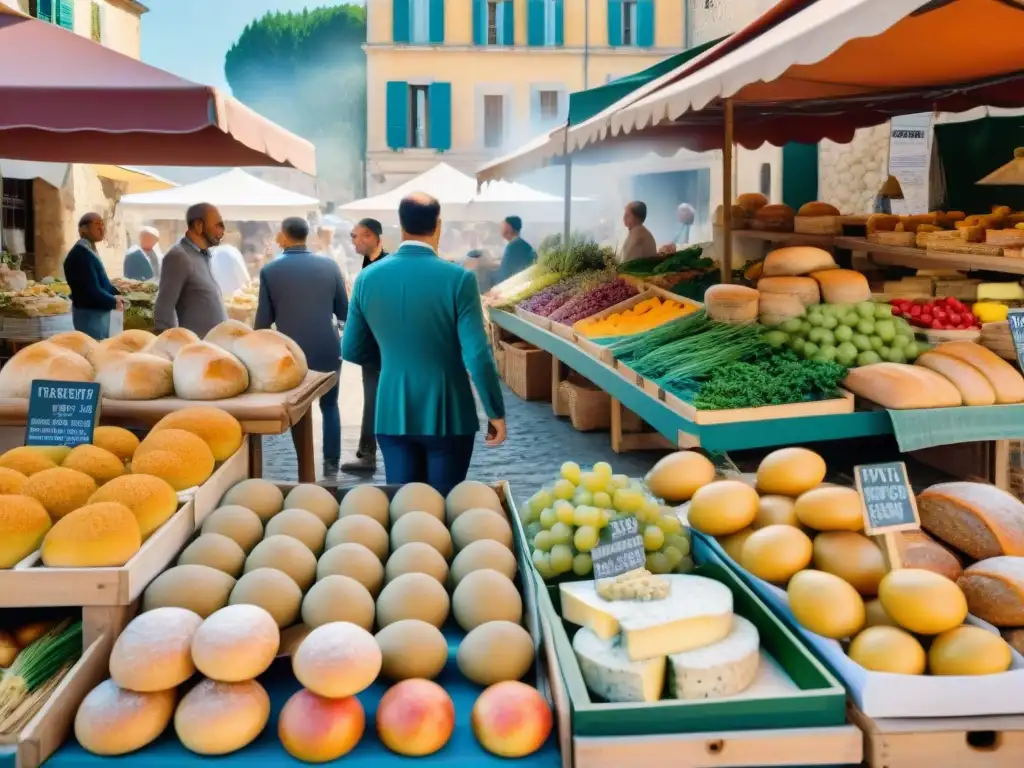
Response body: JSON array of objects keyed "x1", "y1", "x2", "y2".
[{"x1": 720, "y1": 98, "x2": 735, "y2": 284}]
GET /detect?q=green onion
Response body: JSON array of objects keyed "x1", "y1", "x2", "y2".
[{"x1": 0, "y1": 620, "x2": 82, "y2": 725}]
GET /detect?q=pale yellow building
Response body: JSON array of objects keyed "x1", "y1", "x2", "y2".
[{"x1": 365, "y1": 0, "x2": 685, "y2": 194}]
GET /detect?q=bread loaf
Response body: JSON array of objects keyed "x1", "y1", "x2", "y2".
[
  {"x1": 703, "y1": 284, "x2": 758, "y2": 324},
  {"x1": 74, "y1": 680, "x2": 176, "y2": 756},
  {"x1": 915, "y1": 352, "x2": 996, "y2": 406},
  {"x1": 205, "y1": 320, "x2": 253, "y2": 355},
  {"x1": 232, "y1": 329, "x2": 308, "y2": 393},
  {"x1": 95, "y1": 353, "x2": 174, "y2": 400},
  {"x1": 931, "y1": 342, "x2": 1024, "y2": 404},
  {"x1": 735, "y1": 193, "x2": 768, "y2": 215},
  {"x1": 150, "y1": 407, "x2": 243, "y2": 462},
  {"x1": 843, "y1": 363, "x2": 963, "y2": 409},
  {"x1": 918, "y1": 482, "x2": 1024, "y2": 559},
  {"x1": 148, "y1": 328, "x2": 200, "y2": 361},
  {"x1": 172, "y1": 342, "x2": 249, "y2": 400},
  {"x1": 957, "y1": 556, "x2": 1024, "y2": 626},
  {"x1": 41, "y1": 502, "x2": 141, "y2": 567},
  {"x1": 810, "y1": 269, "x2": 871, "y2": 304},
  {"x1": 47, "y1": 330, "x2": 98, "y2": 360},
  {"x1": 1002, "y1": 628, "x2": 1024, "y2": 656},
  {"x1": 0, "y1": 342, "x2": 94, "y2": 398},
  {"x1": 89, "y1": 331, "x2": 156, "y2": 366},
  {"x1": 797, "y1": 202, "x2": 841, "y2": 217},
  {"x1": 758, "y1": 292, "x2": 805, "y2": 327},
  {"x1": 756, "y1": 276, "x2": 820, "y2": 306},
  {"x1": 762, "y1": 246, "x2": 837, "y2": 277},
  {"x1": 900, "y1": 529, "x2": 963, "y2": 582}
]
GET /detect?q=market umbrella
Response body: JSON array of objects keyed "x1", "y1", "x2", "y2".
[{"x1": 976, "y1": 148, "x2": 1024, "y2": 186}]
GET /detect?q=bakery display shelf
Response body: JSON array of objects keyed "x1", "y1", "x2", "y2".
[
  {"x1": 837, "y1": 236, "x2": 1024, "y2": 276},
  {"x1": 727, "y1": 229, "x2": 838, "y2": 248}
]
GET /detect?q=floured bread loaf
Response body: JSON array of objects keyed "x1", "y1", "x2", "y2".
[
  {"x1": 75, "y1": 679, "x2": 176, "y2": 756},
  {"x1": 232, "y1": 329, "x2": 308, "y2": 393},
  {"x1": 918, "y1": 481, "x2": 1024, "y2": 559},
  {"x1": 172, "y1": 342, "x2": 249, "y2": 400},
  {"x1": 88, "y1": 331, "x2": 156, "y2": 366},
  {"x1": 205, "y1": 320, "x2": 253, "y2": 355},
  {"x1": 958, "y1": 556, "x2": 1024, "y2": 626},
  {"x1": 95, "y1": 353, "x2": 174, "y2": 400},
  {"x1": 47, "y1": 330, "x2": 99, "y2": 360},
  {"x1": 0, "y1": 342, "x2": 94, "y2": 398},
  {"x1": 148, "y1": 328, "x2": 200, "y2": 361}
]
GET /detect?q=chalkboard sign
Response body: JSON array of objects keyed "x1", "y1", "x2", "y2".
[
  {"x1": 1008, "y1": 309, "x2": 1024, "y2": 372},
  {"x1": 26, "y1": 380, "x2": 101, "y2": 448},
  {"x1": 854, "y1": 461, "x2": 920, "y2": 535},
  {"x1": 591, "y1": 515, "x2": 646, "y2": 579}
]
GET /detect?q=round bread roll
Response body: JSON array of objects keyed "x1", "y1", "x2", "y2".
[
  {"x1": 450, "y1": 508, "x2": 513, "y2": 551},
  {"x1": 0, "y1": 447, "x2": 56, "y2": 476},
  {"x1": 232, "y1": 329, "x2": 307, "y2": 393},
  {"x1": 172, "y1": 342, "x2": 249, "y2": 401},
  {"x1": 0, "y1": 467, "x2": 26, "y2": 495},
  {"x1": 110, "y1": 607, "x2": 203, "y2": 692},
  {"x1": 75, "y1": 680, "x2": 176, "y2": 756},
  {"x1": 292, "y1": 622, "x2": 382, "y2": 699},
  {"x1": 95, "y1": 352, "x2": 174, "y2": 400},
  {"x1": 445, "y1": 480, "x2": 503, "y2": 524},
  {"x1": 62, "y1": 444, "x2": 125, "y2": 485},
  {"x1": 390, "y1": 511, "x2": 452, "y2": 560},
  {"x1": 150, "y1": 407, "x2": 244, "y2": 462},
  {"x1": 316, "y1": 542, "x2": 384, "y2": 596},
  {"x1": 89, "y1": 474, "x2": 179, "y2": 540},
  {"x1": 757, "y1": 276, "x2": 820, "y2": 307},
  {"x1": 23, "y1": 445, "x2": 70, "y2": 464},
  {"x1": 265, "y1": 508, "x2": 327, "y2": 554},
  {"x1": 143, "y1": 564, "x2": 236, "y2": 618},
  {"x1": 174, "y1": 678, "x2": 270, "y2": 755},
  {"x1": 147, "y1": 328, "x2": 200, "y2": 361},
  {"x1": 811, "y1": 268, "x2": 871, "y2": 304},
  {"x1": 762, "y1": 246, "x2": 837, "y2": 277},
  {"x1": 385, "y1": 542, "x2": 449, "y2": 585},
  {"x1": 204, "y1": 319, "x2": 254, "y2": 354},
  {"x1": 41, "y1": 502, "x2": 141, "y2": 567},
  {"x1": 284, "y1": 484, "x2": 339, "y2": 527},
  {"x1": 201, "y1": 505, "x2": 263, "y2": 553},
  {"x1": 0, "y1": 495, "x2": 51, "y2": 567},
  {"x1": 191, "y1": 604, "x2": 280, "y2": 682},
  {"x1": 48, "y1": 330, "x2": 99, "y2": 360},
  {"x1": 390, "y1": 482, "x2": 444, "y2": 523},
  {"x1": 301, "y1": 575, "x2": 375, "y2": 630},
  {"x1": 338, "y1": 485, "x2": 389, "y2": 528},
  {"x1": 735, "y1": 192, "x2": 768, "y2": 214},
  {"x1": 797, "y1": 202, "x2": 841, "y2": 217},
  {"x1": 450, "y1": 539, "x2": 518, "y2": 586},
  {"x1": 23, "y1": 467, "x2": 96, "y2": 520},
  {"x1": 178, "y1": 533, "x2": 246, "y2": 577},
  {"x1": 376, "y1": 572, "x2": 450, "y2": 629},
  {"x1": 375, "y1": 620, "x2": 448, "y2": 681},
  {"x1": 245, "y1": 535, "x2": 317, "y2": 591},
  {"x1": 108, "y1": 330, "x2": 158, "y2": 354},
  {"x1": 452, "y1": 569, "x2": 523, "y2": 631},
  {"x1": 135, "y1": 429, "x2": 215, "y2": 490},
  {"x1": 326, "y1": 515, "x2": 389, "y2": 561},
  {"x1": 92, "y1": 426, "x2": 140, "y2": 462},
  {"x1": 229, "y1": 567, "x2": 302, "y2": 628},
  {"x1": 220, "y1": 479, "x2": 283, "y2": 523},
  {"x1": 0, "y1": 341, "x2": 94, "y2": 399},
  {"x1": 457, "y1": 621, "x2": 534, "y2": 685}
]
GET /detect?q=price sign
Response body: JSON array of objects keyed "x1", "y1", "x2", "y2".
[
  {"x1": 591, "y1": 515, "x2": 646, "y2": 579},
  {"x1": 26, "y1": 380, "x2": 101, "y2": 448},
  {"x1": 1008, "y1": 309, "x2": 1024, "y2": 372},
  {"x1": 854, "y1": 461, "x2": 920, "y2": 570}
]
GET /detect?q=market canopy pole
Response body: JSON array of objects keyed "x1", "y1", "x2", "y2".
[
  {"x1": 720, "y1": 98, "x2": 735, "y2": 283},
  {"x1": 562, "y1": 130, "x2": 573, "y2": 247}
]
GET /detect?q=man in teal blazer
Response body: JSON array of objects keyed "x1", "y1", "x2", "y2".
[
  {"x1": 341, "y1": 193, "x2": 507, "y2": 493},
  {"x1": 496, "y1": 216, "x2": 536, "y2": 284}
]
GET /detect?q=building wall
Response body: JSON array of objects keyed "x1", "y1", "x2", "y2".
[{"x1": 819, "y1": 126, "x2": 890, "y2": 215}]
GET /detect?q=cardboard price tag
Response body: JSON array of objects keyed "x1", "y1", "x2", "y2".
[
  {"x1": 591, "y1": 515, "x2": 646, "y2": 579},
  {"x1": 26, "y1": 380, "x2": 101, "y2": 448},
  {"x1": 1009, "y1": 309, "x2": 1024, "y2": 372},
  {"x1": 854, "y1": 461, "x2": 920, "y2": 570}
]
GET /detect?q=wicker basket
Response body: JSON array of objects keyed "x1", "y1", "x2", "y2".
[
  {"x1": 500, "y1": 341, "x2": 551, "y2": 402},
  {"x1": 558, "y1": 377, "x2": 644, "y2": 432}
]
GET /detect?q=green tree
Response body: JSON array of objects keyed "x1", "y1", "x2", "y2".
[{"x1": 225, "y1": 5, "x2": 367, "y2": 196}]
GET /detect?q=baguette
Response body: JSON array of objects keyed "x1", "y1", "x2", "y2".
[
  {"x1": 931, "y1": 342, "x2": 1024, "y2": 404},
  {"x1": 917, "y1": 482, "x2": 1024, "y2": 560},
  {"x1": 915, "y1": 352, "x2": 997, "y2": 406},
  {"x1": 901, "y1": 529, "x2": 963, "y2": 582},
  {"x1": 843, "y1": 363, "x2": 963, "y2": 409},
  {"x1": 958, "y1": 556, "x2": 1024, "y2": 627}
]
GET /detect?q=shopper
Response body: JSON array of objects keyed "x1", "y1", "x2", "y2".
[
  {"x1": 619, "y1": 200, "x2": 658, "y2": 263},
  {"x1": 123, "y1": 225, "x2": 162, "y2": 281},
  {"x1": 256, "y1": 217, "x2": 349, "y2": 469},
  {"x1": 496, "y1": 215, "x2": 536, "y2": 283},
  {"x1": 342, "y1": 217, "x2": 389, "y2": 473},
  {"x1": 342, "y1": 193, "x2": 506, "y2": 494},
  {"x1": 210, "y1": 241, "x2": 251, "y2": 298},
  {"x1": 64, "y1": 212, "x2": 122, "y2": 340},
  {"x1": 154, "y1": 203, "x2": 228, "y2": 337}
]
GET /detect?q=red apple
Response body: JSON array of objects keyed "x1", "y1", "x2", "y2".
[
  {"x1": 278, "y1": 689, "x2": 365, "y2": 763},
  {"x1": 471, "y1": 681, "x2": 552, "y2": 758},
  {"x1": 376, "y1": 679, "x2": 454, "y2": 756}
]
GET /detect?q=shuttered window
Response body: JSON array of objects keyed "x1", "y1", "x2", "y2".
[
  {"x1": 385, "y1": 82, "x2": 452, "y2": 152},
  {"x1": 480, "y1": 0, "x2": 513, "y2": 45},
  {"x1": 33, "y1": 0, "x2": 54, "y2": 22},
  {"x1": 609, "y1": 0, "x2": 652, "y2": 46},
  {"x1": 56, "y1": 0, "x2": 74, "y2": 30},
  {"x1": 528, "y1": 0, "x2": 562, "y2": 46}
]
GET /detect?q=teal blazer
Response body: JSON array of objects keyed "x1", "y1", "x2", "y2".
[
  {"x1": 341, "y1": 241, "x2": 506, "y2": 436},
  {"x1": 498, "y1": 237, "x2": 536, "y2": 282}
]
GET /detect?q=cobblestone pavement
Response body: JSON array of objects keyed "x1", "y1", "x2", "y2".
[{"x1": 261, "y1": 364, "x2": 670, "y2": 506}]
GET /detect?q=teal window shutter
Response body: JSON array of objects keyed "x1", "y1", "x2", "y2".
[
  {"x1": 527, "y1": 0, "x2": 544, "y2": 46},
  {"x1": 607, "y1": 0, "x2": 622, "y2": 46},
  {"x1": 501, "y1": 1, "x2": 514, "y2": 45},
  {"x1": 554, "y1": 0, "x2": 564, "y2": 45},
  {"x1": 386, "y1": 81, "x2": 409, "y2": 150},
  {"x1": 472, "y1": 0, "x2": 484, "y2": 44},
  {"x1": 429, "y1": 0, "x2": 445, "y2": 43},
  {"x1": 428, "y1": 82, "x2": 452, "y2": 151},
  {"x1": 56, "y1": 0, "x2": 74, "y2": 29},
  {"x1": 36, "y1": 0, "x2": 54, "y2": 22},
  {"x1": 637, "y1": 0, "x2": 654, "y2": 47},
  {"x1": 393, "y1": 0, "x2": 410, "y2": 43}
]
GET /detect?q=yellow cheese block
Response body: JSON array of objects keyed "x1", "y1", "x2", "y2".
[{"x1": 559, "y1": 575, "x2": 733, "y2": 661}]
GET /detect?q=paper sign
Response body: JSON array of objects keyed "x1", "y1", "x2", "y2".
[
  {"x1": 1008, "y1": 309, "x2": 1024, "y2": 372},
  {"x1": 26, "y1": 380, "x2": 101, "y2": 448},
  {"x1": 591, "y1": 515, "x2": 646, "y2": 579},
  {"x1": 854, "y1": 461, "x2": 920, "y2": 535}
]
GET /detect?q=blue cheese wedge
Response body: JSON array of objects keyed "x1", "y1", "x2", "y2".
[
  {"x1": 572, "y1": 628, "x2": 666, "y2": 703},
  {"x1": 667, "y1": 615, "x2": 760, "y2": 699},
  {"x1": 560, "y1": 575, "x2": 733, "y2": 660}
]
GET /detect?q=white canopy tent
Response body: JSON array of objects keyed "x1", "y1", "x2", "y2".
[{"x1": 118, "y1": 167, "x2": 319, "y2": 221}]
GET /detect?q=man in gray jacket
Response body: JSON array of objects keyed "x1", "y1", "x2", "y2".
[{"x1": 256, "y1": 217, "x2": 349, "y2": 468}]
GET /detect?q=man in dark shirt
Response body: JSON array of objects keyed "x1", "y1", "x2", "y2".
[
  {"x1": 342, "y1": 217, "x2": 389, "y2": 473},
  {"x1": 496, "y1": 215, "x2": 536, "y2": 283},
  {"x1": 63, "y1": 212, "x2": 122, "y2": 340}
]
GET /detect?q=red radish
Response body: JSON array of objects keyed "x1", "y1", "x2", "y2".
[{"x1": 910, "y1": 305, "x2": 922, "y2": 316}]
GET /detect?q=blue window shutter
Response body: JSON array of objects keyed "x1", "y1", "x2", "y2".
[
  {"x1": 393, "y1": 0, "x2": 410, "y2": 43},
  {"x1": 472, "y1": 0, "x2": 485, "y2": 44},
  {"x1": 554, "y1": 0, "x2": 564, "y2": 45},
  {"x1": 386, "y1": 81, "x2": 409, "y2": 150},
  {"x1": 502, "y1": 1, "x2": 514, "y2": 45},
  {"x1": 56, "y1": 0, "x2": 74, "y2": 29},
  {"x1": 637, "y1": 0, "x2": 654, "y2": 46},
  {"x1": 607, "y1": 0, "x2": 622, "y2": 46},
  {"x1": 527, "y1": 0, "x2": 544, "y2": 46},
  {"x1": 36, "y1": 0, "x2": 54, "y2": 22},
  {"x1": 429, "y1": 0, "x2": 445, "y2": 43},
  {"x1": 428, "y1": 82, "x2": 452, "y2": 151}
]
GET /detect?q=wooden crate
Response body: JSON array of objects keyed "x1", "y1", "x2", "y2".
[
  {"x1": 663, "y1": 388, "x2": 855, "y2": 426},
  {"x1": 501, "y1": 341, "x2": 552, "y2": 402},
  {"x1": 514, "y1": 306, "x2": 552, "y2": 331},
  {"x1": 550, "y1": 321, "x2": 576, "y2": 342}
]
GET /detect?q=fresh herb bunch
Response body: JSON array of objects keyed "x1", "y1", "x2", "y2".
[
  {"x1": 538, "y1": 239, "x2": 614, "y2": 277},
  {"x1": 653, "y1": 246, "x2": 711, "y2": 274},
  {"x1": 694, "y1": 349, "x2": 848, "y2": 410}
]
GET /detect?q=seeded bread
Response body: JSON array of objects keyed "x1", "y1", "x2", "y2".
[
  {"x1": 917, "y1": 482, "x2": 1024, "y2": 560},
  {"x1": 958, "y1": 556, "x2": 1024, "y2": 626}
]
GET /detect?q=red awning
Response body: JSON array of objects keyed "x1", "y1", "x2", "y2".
[{"x1": 0, "y1": 6, "x2": 315, "y2": 174}]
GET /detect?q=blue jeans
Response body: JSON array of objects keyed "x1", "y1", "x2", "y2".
[
  {"x1": 319, "y1": 376, "x2": 341, "y2": 461},
  {"x1": 377, "y1": 434, "x2": 476, "y2": 496},
  {"x1": 71, "y1": 307, "x2": 110, "y2": 340}
]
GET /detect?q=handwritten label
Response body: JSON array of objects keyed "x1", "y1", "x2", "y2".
[
  {"x1": 26, "y1": 380, "x2": 101, "y2": 448},
  {"x1": 854, "y1": 461, "x2": 920, "y2": 535},
  {"x1": 591, "y1": 515, "x2": 646, "y2": 579},
  {"x1": 1008, "y1": 309, "x2": 1024, "y2": 373}
]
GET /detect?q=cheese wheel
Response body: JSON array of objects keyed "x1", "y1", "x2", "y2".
[
  {"x1": 810, "y1": 269, "x2": 871, "y2": 304},
  {"x1": 172, "y1": 342, "x2": 249, "y2": 401},
  {"x1": 95, "y1": 352, "x2": 174, "y2": 400},
  {"x1": 756, "y1": 276, "x2": 820, "y2": 306},
  {"x1": 147, "y1": 328, "x2": 200, "y2": 361},
  {"x1": 191, "y1": 604, "x2": 280, "y2": 681},
  {"x1": 110, "y1": 607, "x2": 203, "y2": 692},
  {"x1": 762, "y1": 246, "x2": 837, "y2": 277},
  {"x1": 174, "y1": 678, "x2": 270, "y2": 755},
  {"x1": 75, "y1": 680, "x2": 176, "y2": 756},
  {"x1": 931, "y1": 342, "x2": 1024, "y2": 404},
  {"x1": 231, "y1": 329, "x2": 308, "y2": 393},
  {"x1": 877, "y1": 568, "x2": 968, "y2": 635},
  {"x1": 915, "y1": 352, "x2": 996, "y2": 406},
  {"x1": 0, "y1": 341, "x2": 94, "y2": 398}
]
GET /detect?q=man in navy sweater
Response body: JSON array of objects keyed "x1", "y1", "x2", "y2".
[{"x1": 63, "y1": 213, "x2": 121, "y2": 340}]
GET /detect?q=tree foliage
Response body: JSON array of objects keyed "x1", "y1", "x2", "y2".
[{"x1": 225, "y1": 5, "x2": 367, "y2": 195}]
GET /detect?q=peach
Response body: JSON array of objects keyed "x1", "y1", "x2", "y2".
[
  {"x1": 278, "y1": 689, "x2": 365, "y2": 763},
  {"x1": 471, "y1": 681, "x2": 552, "y2": 758},
  {"x1": 375, "y1": 679, "x2": 454, "y2": 756}
]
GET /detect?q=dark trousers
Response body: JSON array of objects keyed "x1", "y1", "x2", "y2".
[
  {"x1": 377, "y1": 434, "x2": 476, "y2": 496},
  {"x1": 71, "y1": 307, "x2": 110, "y2": 341},
  {"x1": 358, "y1": 368, "x2": 379, "y2": 457},
  {"x1": 294, "y1": 369, "x2": 340, "y2": 461}
]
